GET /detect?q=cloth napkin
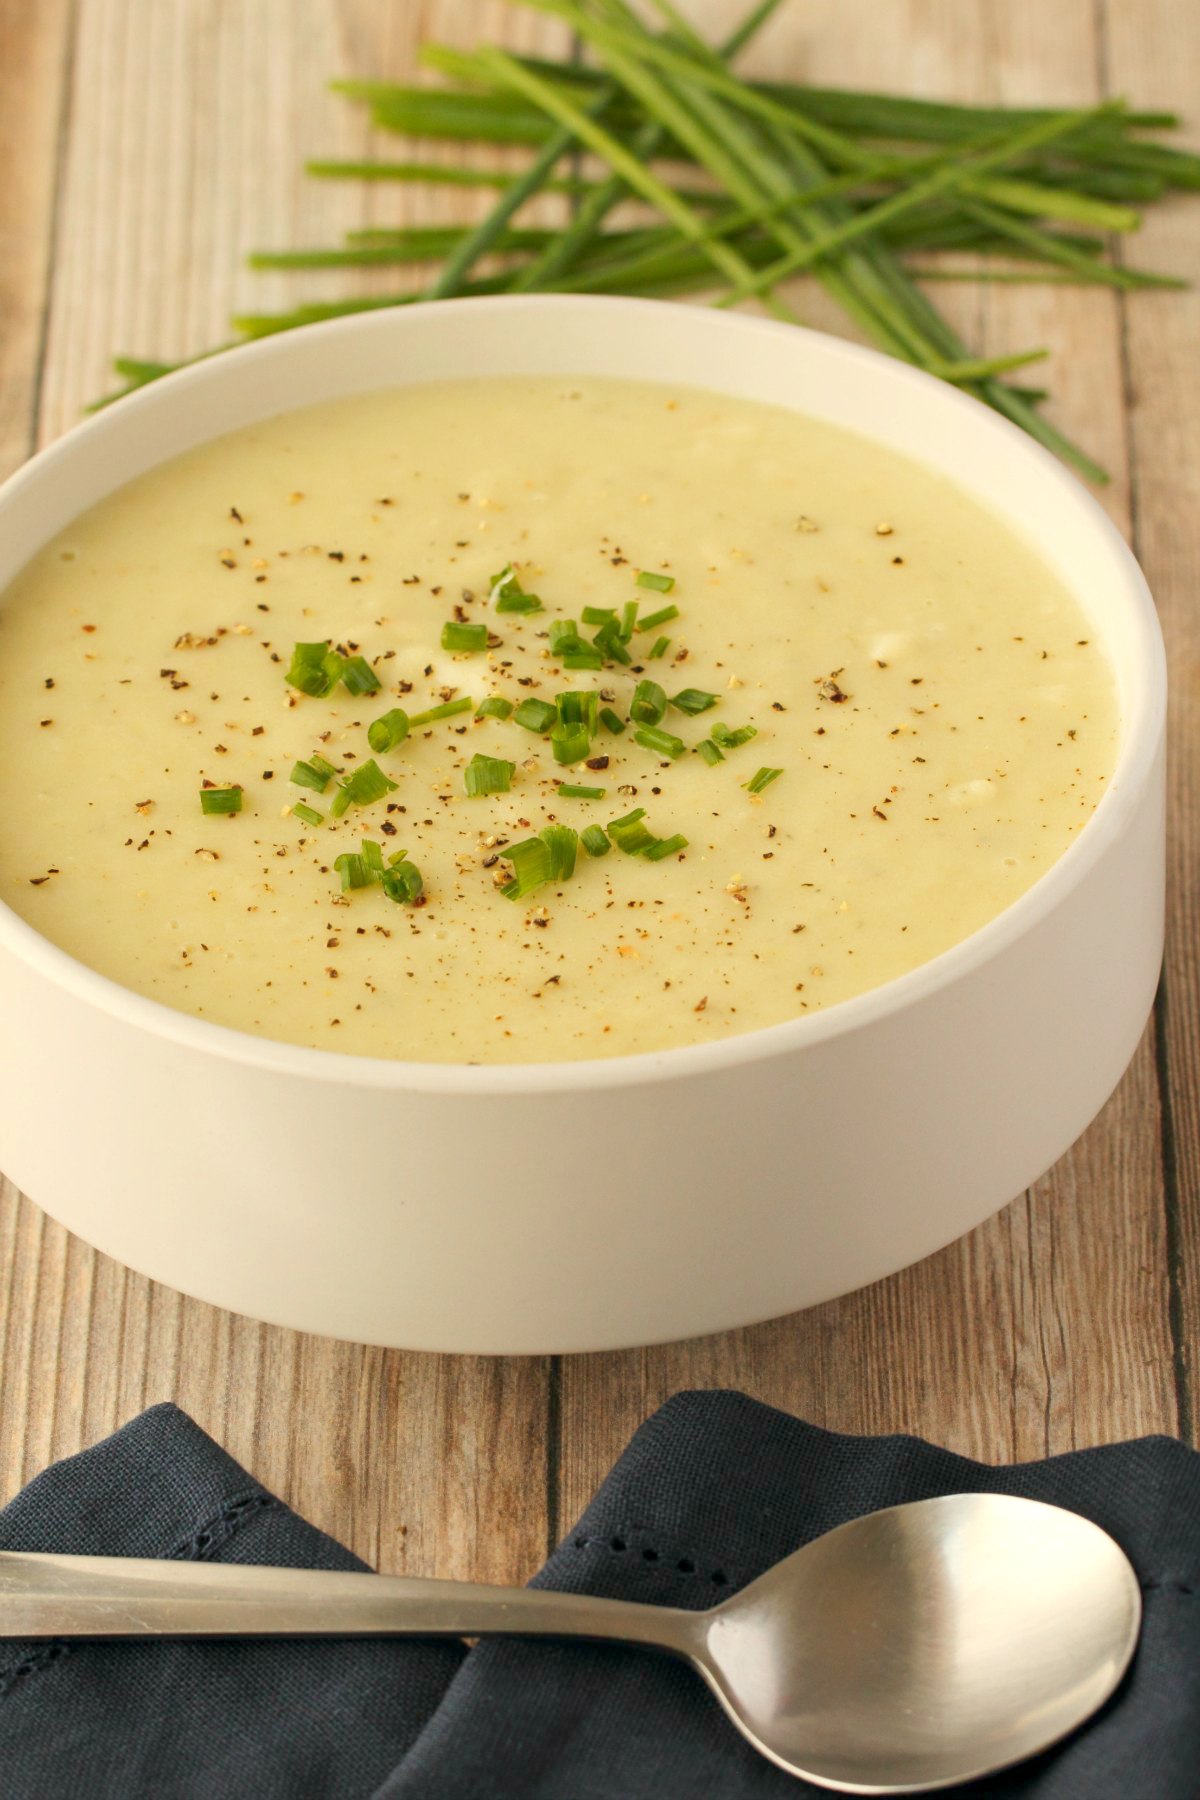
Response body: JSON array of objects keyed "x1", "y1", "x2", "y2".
[{"x1": 0, "y1": 1394, "x2": 1196, "y2": 1799}]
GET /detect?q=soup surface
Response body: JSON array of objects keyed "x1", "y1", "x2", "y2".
[{"x1": 0, "y1": 377, "x2": 1118, "y2": 1062}]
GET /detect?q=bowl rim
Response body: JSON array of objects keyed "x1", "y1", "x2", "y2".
[{"x1": 0, "y1": 293, "x2": 1167, "y2": 1096}]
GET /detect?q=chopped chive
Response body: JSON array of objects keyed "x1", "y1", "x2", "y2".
[
  {"x1": 513, "y1": 696, "x2": 558, "y2": 733},
  {"x1": 329, "y1": 785, "x2": 352, "y2": 818},
  {"x1": 648, "y1": 635, "x2": 671, "y2": 659},
  {"x1": 361, "y1": 839, "x2": 385, "y2": 880},
  {"x1": 341, "y1": 654, "x2": 381, "y2": 696},
  {"x1": 285, "y1": 641, "x2": 344, "y2": 698},
  {"x1": 557, "y1": 782, "x2": 606, "y2": 799},
  {"x1": 490, "y1": 564, "x2": 543, "y2": 613},
  {"x1": 697, "y1": 738, "x2": 725, "y2": 765},
  {"x1": 621, "y1": 599, "x2": 639, "y2": 638},
  {"x1": 644, "y1": 833, "x2": 689, "y2": 860},
  {"x1": 581, "y1": 824, "x2": 611, "y2": 857},
  {"x1": 381, "y1": 859, "x2": 423, "y2": 903},
  {"x1": 409, "y1": 697, "x2": 473, "y2": 726},
  {"x1": 745, "y1": 766, "x2": 784, "y2": 794},
  {"x1": 292, "y1": 802, "x2": 324, "y2": 827},
  {"x1": 557, "y1": 690, "x2": 599, "y2": 733},
  {"x1": 540, "y1": 823, "x2": 579, "y2": 880},
  {"x1": 600, "y1": 707, "x2": 627, "y2": 735},
  {"x1": 387, "y1": 847, "x2": 409, "y2": 867},
  {"x1": 562, "y1": 646, "x2": 605, "y2": 670},
  {"x1": 630, "y1": 679, "x2": 668, "y2": 726},
  {"x1": 338, "y1": 758, "x2": 398, "y2": 808},
  {"x1": 636, "y1": 604, "x2": 680, "y2": 633},
  {"x1": 551, "y1": 721, "x2": 592, "y2": 765},
  {"x1": 636, "y1": 570, "x2": 676, "y2": 593},
  {"x1": 199, "y1": 785, "x2": 243, "y2": 815},
  {"x1": 608, "y1": 806, "x2": 657, "y2": 854},
  {"x1": 499, "y1": 834, "x2": 553, "y2": 900},
  {"x1": 290, "y1": 756, "x2": 336, "y2": 792},
  {"x1": 464, "y1": 751, "x2": 516, "y2": 795},
  {"x1": 441, "y1": 620, "x2": 488, "y2": 653},
  {"x1": 711, "y1": 720, "x2": 758, "y2": 749},
  {"x1": 581, "y1": 605, "x2": 618, "y2": 625},
  {"x1": 634, "y1": 724, "x2": 687, "y2": 759},
  {"x1": 670, "y1": 688, "x2": 718, "y2": 715},
  {"x1": 334, "y1": 852, "x2": 371, "y2": 892},
  {"x1": 592, "y1": 619, "x2": 633, "y2": 664},
  {"x1": 475, "y1": 695, "x2": 515, "y2": 720},
  {"x1": 548, "y1": 619, "x2": 581, "y2": 653},
  {"x1": 367, "y1": 707, "x2": 410, "y2": 752}
]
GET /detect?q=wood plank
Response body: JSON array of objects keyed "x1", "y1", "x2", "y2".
[
  {"x1": 0, "y1": 0, "x2": 74, "y2": 479},
  {"x1": 0, "y1": 0, "x2": 563, "y2": 1585},
  {"x1": 556, "y1": 0, "x2": 1177, "y2": 1533},
  {"x1": 1100, "y1": 0, "x2": 1200, "y2": 1447}
]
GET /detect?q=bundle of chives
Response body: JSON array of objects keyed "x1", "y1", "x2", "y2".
[{"x1": 101, "y1": 0, "x2": 1196, "y2": 477}]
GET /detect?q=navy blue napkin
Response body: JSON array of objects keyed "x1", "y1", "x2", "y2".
[{"x1": 0, "y1": 1393, "x2": 1197, "y2": 1798}]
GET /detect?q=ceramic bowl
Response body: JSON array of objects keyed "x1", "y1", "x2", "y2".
[{"x1": 0, "y1": 297, "x2": 1166, "y2": 1352}]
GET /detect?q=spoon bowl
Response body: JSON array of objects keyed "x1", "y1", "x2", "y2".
[
  {"x1": 0, "y1": 1491, "x2": 1142, "y2": 1793},
  {"x1": 694, "y1": 1492, "x2": 1142, "y2": 1793}
]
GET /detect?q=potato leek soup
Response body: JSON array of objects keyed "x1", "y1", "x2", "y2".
[{"x1": 0, "y1": 377, "x2": 1117, "y2": 1063}]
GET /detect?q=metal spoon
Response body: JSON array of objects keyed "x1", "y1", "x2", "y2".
[{"x1": 0, "y1": 1492, "x2": 1140, "y2": 1793}]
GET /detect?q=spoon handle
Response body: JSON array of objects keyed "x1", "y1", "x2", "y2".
[{"x1": 0, "y1": 1551, "x2": 697, "y2": 1655}]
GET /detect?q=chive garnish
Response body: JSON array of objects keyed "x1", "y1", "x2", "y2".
[
  {"x1": 556, "y1": 690, "x2": 599, "y2": 733},
  {"x1": 329, "y1": 785, "x2": 352, "y2": 818},
  {"x1": 630, "y1": 679, "x2": 667, "y2": 726},
  {"x1": 199, "y1": 786, "x2": 243, "y2": 815},
  {"x1": 636, "y1": 570, "x2": 675, "y2": 593},
  {"x1": 648, "y1": 636, "x2": 671, "y2": 660},
  {"x1": 670, "y1": 688, "x2": 718, "y2": 715},
  {"x1": 381, "y1": 859, "x2": 423, "y2": 903},
  {"x1": 620, "y1": 600, "x2": 639, "y2": 638},
  {"x1": 634, "y1": 725, "x2": 687, "y2": 759},
  {"x1": 285, "y1": 641, "x2": 344, "y2": 698},
  {"x1": 643, "y1": 833, "x2": 689, "y2": 860},
  {"x1": 562, "y1": 646, "x2": 605, "y2": 670},
  {"x1": 745, "y1": 766, "x2": 784, "y2": 794},
  {"x1": 475, "y1": 695, "x2": 515, "y2": 720},
  {"x1": 490, "y1": 564, "x2": 543, "y2": 614},
  {"x1": 600, "y1": 707, "x2": 627, "y2": 735},
  {"x1": 292, "y1": 802, "x2": 324, "y2": 827},
  {"x1": 361, "y1": 839, "x2": 385, "y2": 880},
  {"x1": 367, "y1": 707, "x2": 410, "y2": 752},
  {"x1": 551, "y1": 721, "x2": 592, "y2": 765},
  {"x1": 291, "y1": 755, "x2": 336, "y2": 792},
  {"x1": 513, "y1": 696, "x2": 557, "y2": 733},
  {"x1": 592, "y1": 619, "x2": 632, "y2": 665},
  {"x1": 499, "y1": 835, "x2": 553, "y2": 901},
  {"x1": 581, "y1": 824, "x2": 611, "y2": 858},
  {"x1": 711, "y1": 721, "x2": 758, "y2": 749},
  {"x1": 341, "y1": 654, "x2": 381, "y2": 696},
  {"x1": 607, "y1": 807, "x2": 657, "y2": 854},
  {"x1": 548, "y1": 619, "x2": 580, "y2": 653},
  {"x1": 636, "y1": 604, "x2": 680, "y2": 633},
  {"x1": 540, "y1": 823, "x2": 579, "y2": 880},
  {"x1": 441, "y1": 620, "x2": 488, "y2": 653},
  {"x1": 334, "y1": 852, "x2": 371, "y2": 892},
  {"x1": 558, "y1": 782, "x2": 606, "y2": 800},
  {"x1": 464, "y1": 752, "x2": 516, "y2": 795},
  {"x1": 409, "y1": 697, "x2": 473, "y2": 727},
  {"x1": 338, "y1": 758, "x2": 398, "y2": 808},
  {"x1": 697, "y1": 738, "x2": 725, "y2": 765},
  {"x1": 581, "y1": 605, "x2": 617, "y2": 625}
]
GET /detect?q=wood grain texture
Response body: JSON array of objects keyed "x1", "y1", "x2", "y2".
[{"x1": 0, "y1": 0, "x2": 1195, "y2": 1584}]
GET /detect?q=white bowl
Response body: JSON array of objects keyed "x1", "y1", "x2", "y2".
[{"x1": 0, "y1": 297, "x2": 1165, "y2": 1353}]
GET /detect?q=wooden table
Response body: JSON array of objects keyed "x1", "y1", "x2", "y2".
[{"x1": 1, "y1": 0, "x2": 1196, "y2": 1583}]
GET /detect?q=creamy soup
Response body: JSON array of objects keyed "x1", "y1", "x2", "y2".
[{"x1": 0, "y1": 377, "x2": 1118, "y2": 1062}]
